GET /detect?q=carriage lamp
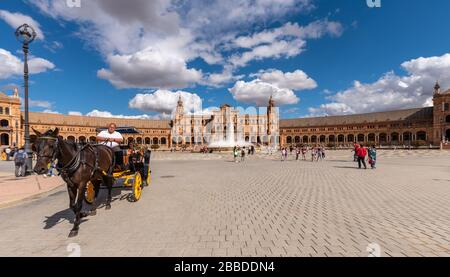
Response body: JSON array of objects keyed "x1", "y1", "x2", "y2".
[{"x1": 15, "y1": 23, "x2": 37, "y2": 174}]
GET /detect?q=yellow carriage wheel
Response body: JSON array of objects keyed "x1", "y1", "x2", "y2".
[
  {"x1": 146, "y1": 167, "x2": 151, "y2": 186},
  {"x1": 133, "y1": 172, "x2": 143, "y2": 201},
  {"x1": 85, "y1": 181, "x2": 95, "y2": 205}
]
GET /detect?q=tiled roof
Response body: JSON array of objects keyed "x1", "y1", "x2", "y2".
[
  {"x1": 280, "y1": 107, "x2": 433, "y2": 128},
  {"x1": 27, "y1": 112, "x2": 171, "y2": 129}
]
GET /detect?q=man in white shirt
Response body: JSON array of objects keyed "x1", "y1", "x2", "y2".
[
  {"x1": 97, "y1": 123, "x2": 124, "y2": 168},
  {"x1": 96, "y1": 123, "x2": 124, "y2": 149}
]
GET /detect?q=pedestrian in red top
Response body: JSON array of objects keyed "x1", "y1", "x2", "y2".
[
  {"x1": 353, "y1": 142, "x2": 360, "y2": 162},
  {"x1": 357, "y1": 144, "x2": 367, "y2": 169}
]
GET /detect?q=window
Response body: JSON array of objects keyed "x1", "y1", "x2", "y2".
[
  {"x1": 5, "y1": 108, "x2": 9, "y2": 115},
  {"x1": 0, "y1": 107, "x2": 3, "y2": 114}
]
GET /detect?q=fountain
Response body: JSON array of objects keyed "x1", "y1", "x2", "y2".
[{"x1": 207, "y1": 106, "x2": 253, "y2": 152}]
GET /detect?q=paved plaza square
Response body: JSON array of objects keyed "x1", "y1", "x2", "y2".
[{"x1": 0, "y1": 150, "x2": 449, "y2": 257}]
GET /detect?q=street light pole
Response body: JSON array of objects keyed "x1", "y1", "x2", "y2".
[
  {"x1": 15, "y1": 24, "x2": 36, "y2": 174},
  {"x1": 15, "y1": 120, "x2": 18, "y2": 147}
]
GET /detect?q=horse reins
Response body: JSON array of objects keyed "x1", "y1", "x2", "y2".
[{"x1": 37, "y1": 137, "x2": 100, "y2": 177}]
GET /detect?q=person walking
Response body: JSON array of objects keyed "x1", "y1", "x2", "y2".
[
  {"x1": 301, "y1": 146, "x2": 307, "y2": 160},
  {"x1": 281, "y1": 148, "x2": 286, "y2": 161},
  {"x1": 368, "y1": 145, "x2": 377, "y2": 169},
  {"x1": 13, "y1": 147, "x2": 27, "y2": 177},
  {"x1": 241, "y1": 148, "x2": 245, "y2": 162},
  {"x1": 233, "y1": 146, "x2": 239, "y2": 163},
  {"x1": 317, "y1": 147, "x2": 322, "y2": 161},
  {"x1": 353, "y1": 142, "x2": 360, "y2": 162},
  {"x1": 295, "y1": 147, "x2": 300, "y2": 161},
  {"x1": 357, "y1": 144, "x2": 367, "y2": 169},
  {"x1": 5, "y1": 147, "x2": 11, "y2": 161}
]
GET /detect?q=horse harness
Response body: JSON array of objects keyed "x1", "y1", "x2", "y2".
[{"x1": 37, "y1": 137, "x2": 114, "y2": 184}]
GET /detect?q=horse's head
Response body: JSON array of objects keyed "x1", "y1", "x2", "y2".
[{"x1": 33, "y1": 128, "x2": 60, "y2": 175}]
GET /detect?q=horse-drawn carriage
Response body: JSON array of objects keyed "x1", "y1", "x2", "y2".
[
  {"x1": 85, "y1": 127, "x2": 151, "y2": 204},
  {"x1": 32, "y1": 126, "x2": 152, "y2": 237}
]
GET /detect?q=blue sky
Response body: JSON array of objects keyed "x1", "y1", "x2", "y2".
[{"x1": 1, "y1": 0, "x2": 450, "y2": 119}]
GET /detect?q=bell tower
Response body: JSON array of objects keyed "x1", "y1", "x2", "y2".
[
  {"x1": 432, "y1": 81, "x2": 450, "y2": 146},
  {"x1": 175, "y1": 95, "x2": 184, "y2": 123}
]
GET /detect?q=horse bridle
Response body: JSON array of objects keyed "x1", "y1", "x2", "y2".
[{"x1": 36, "y1": 136, "x2": 59, "y2": 162}]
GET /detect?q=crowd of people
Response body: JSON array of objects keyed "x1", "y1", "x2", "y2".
[
  {"x1": 232, "y1": 145, "x2": 255, "y2": 163},
  {"x1": 280, "y1": 146, "x2": 326, "y2": 162}
]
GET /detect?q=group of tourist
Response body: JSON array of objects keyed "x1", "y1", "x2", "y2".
[
  {"x1": 232, "y1": 146, "x2": 255, "y2": 162},
  {"x1": 353, "y1": 143, "x2": 377, "y2": 169},
  {"x1": 280, "y1": 146, "x2": 326, "y2": 162}
]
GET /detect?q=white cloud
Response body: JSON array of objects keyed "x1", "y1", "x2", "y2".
[
  {"x1": 181, "y1": 0, "x2": 314, "y2": 39},
  {"x1": 233, "y1": 20, "x2": 342, "y2": 49},
  {"x1": 308, "y1": 53, "x2": 450, "y2": 116},
  {"x1": 229, "y1": 20, "x2": 343, "y2": 68},
  {"x1": 203, "y1": 66, "x2": 244, "y2": 87},
  {"x1": 68, "y1": 111, "x2": 83, "y2": 116},
  {"x1": 230, "y1": 39, "x2": 305, "y2": 68},
  {"x1": 0, "y1": 10, "x2": 45, "y2": 40},
  {"x1": 85, "y1": 109, "x2": 171, "y2": 120},
  {"x1": 30, "y1": 0, "x2": 340, "y2": 90},
  {"x1": 0, "y1": 48, "x2": 55, "y2": 79},
  {"x1": 42, "y1": 109, "x2": 60, "y2": 114},
  {"x1": 254, "y1": 69, "x2": 317, "y2": 90},
  {"x1": 229, "y1": 79, "x2": 299, "y2": 106},
  {"x1": 97, "y1": 46, "x2": 202, "y2": 89},
  {"x1": 129, "y1": 90, "x2": 203, "y2": 114},
  {"x1": 29, "y1": 99, "x2": 52, "y2": 109}
]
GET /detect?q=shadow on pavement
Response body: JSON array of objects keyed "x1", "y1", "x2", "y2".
[{"x1": 43, "y1": 208, "x2": 77, "y2": 229}]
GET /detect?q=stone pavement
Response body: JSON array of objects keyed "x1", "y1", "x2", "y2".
[
  {"x1": 0, "y1": 161, "x2": 63, "y2": 208},
  {"x1": 0, "y1": 150, "x2": 449, "y2": 257}
]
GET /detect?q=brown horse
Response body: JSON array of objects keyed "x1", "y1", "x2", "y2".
[{"x1": 33, "y1": 128, "x2": 115, "y2": 237}]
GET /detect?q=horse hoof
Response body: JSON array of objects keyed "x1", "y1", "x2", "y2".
[
  {"x1": 68, "y1": 230, "x2": 78, "y2": 237},
  {"x1": 88, "y1": 210, "x2": 97, "y2": 216},
  {"x1": 105, "y1": 204, "x2": 111, "y2": 210}
]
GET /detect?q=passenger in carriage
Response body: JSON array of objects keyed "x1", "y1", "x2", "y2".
[{"x1": 96, "y1": 123, "x2": 124, "y2": 169}]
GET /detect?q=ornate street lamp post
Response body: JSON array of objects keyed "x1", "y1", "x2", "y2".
[
  {"x1": 15, "y1": 24, "x2": 36, "y2": 174},
  {"x1": 15, "y1": 120, "x2": 19, "y2": 147}
]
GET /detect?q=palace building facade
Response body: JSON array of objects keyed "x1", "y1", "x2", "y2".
[
  {"x1": 171, "y1": 96, "x2": 279, "y2": 147},
  {"x1": 1, "y1": 83, "x2": 450, "y2": 150},
  {"x1": 280, "y1": 82, "x2": 450, "y2": 148}
]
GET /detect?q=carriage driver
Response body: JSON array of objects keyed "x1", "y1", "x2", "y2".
[{"x1": 96, "y1": 123, "x2": 124, "y2": 168}]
